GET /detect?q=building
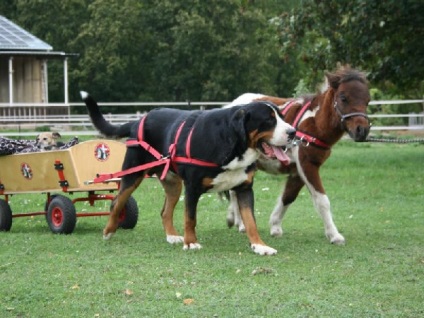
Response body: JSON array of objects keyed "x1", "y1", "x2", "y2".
[{"x1": 0, "y1": 15, "x2": 77, "y2": 118}]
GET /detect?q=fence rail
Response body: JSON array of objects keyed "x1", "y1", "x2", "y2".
[{"x1": 0, "y1": 99, "x2": 423, "y2": 137}]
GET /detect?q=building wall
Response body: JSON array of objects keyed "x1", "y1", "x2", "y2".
[{"x1": 0, "y1": 56, "x2": 44, "y2": 103}]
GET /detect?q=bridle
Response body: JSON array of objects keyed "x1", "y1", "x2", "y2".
[{"x1": 333, "y1": 100, "x2": 371, "y2": 127}]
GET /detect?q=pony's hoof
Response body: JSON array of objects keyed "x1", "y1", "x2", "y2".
[
  {"x1": 103, "y1": 232, "x2": 114, "y2": 240},
  {"x1": 270, "y1": 226, "x2": 283, "y2": 237},
  {"x1": 183, "y1": 243, "x2": 202, "y2": 250},
  {"x1": 226, "y1": 208, "x2": 235, "y2": 228},
  {"x1": 226, "y1": 216, "x2": 235, "y2": 228},
  {"x1": 329, "y1": 233, "x2": 346, "y2": 245},
  {"x1": 238, "y1": 224, "x2": 246, "y2": 233},
  {"x1": 251, "y1": 244, "x2": 277, "y2": 256},
  {"x1": 167, "y1": 235, "x2": 184, "y2": 244}
]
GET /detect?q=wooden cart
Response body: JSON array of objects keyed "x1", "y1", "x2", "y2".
[{"x1": 0, "y1": 140, "x2": 138, "y2": 234}]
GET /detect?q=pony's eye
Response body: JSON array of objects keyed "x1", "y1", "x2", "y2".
[{"x1": 340, "y1": 95, "x2": 348, "y2": 104}]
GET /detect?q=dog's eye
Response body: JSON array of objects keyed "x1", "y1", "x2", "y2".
[{"x1": 43, "y1": 138, "x2": 48, "y2": 141}]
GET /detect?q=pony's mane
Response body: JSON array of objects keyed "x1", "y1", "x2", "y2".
[
  {"x1": 320, "y1": 66, "x2": 368, "y2": 92},
  {"x1": 332, "y1": 66, "x2": 368, "y2": 84}
]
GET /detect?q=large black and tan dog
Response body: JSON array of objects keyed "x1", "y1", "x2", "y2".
[{"x1": 81, "y1": 91, "x2": 295, "y2": 255}]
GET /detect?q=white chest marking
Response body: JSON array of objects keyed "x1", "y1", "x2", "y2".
[{"x1": 208, "y1": 149, "x2": 259, "y2": 193}]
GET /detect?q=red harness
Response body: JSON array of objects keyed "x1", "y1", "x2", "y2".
[
  {"x1": 281, "y1": 100, "x2": 330, "y2": 149},
  {"x1": 93, "y1": 116, "x2": 219, "y2": 183}
]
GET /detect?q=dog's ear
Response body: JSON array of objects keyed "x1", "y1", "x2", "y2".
[
  {"x1": 52, "y1": 132, "x2": 61, "y2": 139},
  {"x1": 231, "y1": 108, "x2": 248, "y2": 145}
]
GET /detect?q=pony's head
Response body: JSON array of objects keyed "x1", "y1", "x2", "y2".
[{"x1": 326, "y1": 66, "x2": 371, "y2": 142}]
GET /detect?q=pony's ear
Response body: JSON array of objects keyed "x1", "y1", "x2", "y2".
[
  {"x1": 231, "y1": 109, "x2": 248, "y2": 146},
  {"x1": 325, "y1": 71, "x2": 341, "y2": 90}
]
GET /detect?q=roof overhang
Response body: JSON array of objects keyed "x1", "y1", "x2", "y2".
[{"x1": 0, "y1": 51, "x2": 79, "y2": 59}]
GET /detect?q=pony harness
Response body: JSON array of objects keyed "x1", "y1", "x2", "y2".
[
  {"x1": 281, "y1": 100, "x2": 330, "y2": 149},
  {"x1": 93, "y1": 115, "x2": 219, "y2": 183}
]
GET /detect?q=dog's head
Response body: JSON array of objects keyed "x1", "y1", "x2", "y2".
[
  {"x1": 35, "y1": 132, "x2": 62, "y2": 150},
  {"x1": 231, "y1": 102, "x2": 296, "y2": 164}
]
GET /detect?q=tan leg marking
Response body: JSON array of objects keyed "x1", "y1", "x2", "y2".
[{"x1": 159, "y1": 175, "x2": 184, "y2": 243}]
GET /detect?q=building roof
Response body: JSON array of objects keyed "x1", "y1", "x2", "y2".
[{"x1": 0, "y1": 15, "x2": 52, "y2": 51}]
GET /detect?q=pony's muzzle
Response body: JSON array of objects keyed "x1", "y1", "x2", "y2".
[{"x1": 353, "y1": 125, "x2": 370, "y2": 142}]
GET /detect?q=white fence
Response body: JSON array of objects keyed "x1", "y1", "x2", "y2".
[{"x1": 0, "y1": 99, "x2": 423, "y2": 137}]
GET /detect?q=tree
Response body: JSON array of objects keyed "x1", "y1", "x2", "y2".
[
  {"x1": 276, "y1": 0, "x2": 424, "y2": 97},
  {"x1": 138, "y1": 0, "x2": 283, "y2": 101}
]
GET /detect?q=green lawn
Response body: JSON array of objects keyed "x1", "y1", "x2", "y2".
[{"x1": 0, "y1": 141, "x2": 423, "y2": 317}]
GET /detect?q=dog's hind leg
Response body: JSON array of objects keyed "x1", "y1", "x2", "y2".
[
  {"x1": 103, "y1": 172, "x2": 144, "y2": 239},
  {"x1": 235, "y1": 187, "x2": 277, "y2": 256},
  {"x1": 159, "y1": 173, "x2": 184, "y2": 244}
]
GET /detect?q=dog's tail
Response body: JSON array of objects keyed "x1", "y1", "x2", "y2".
[{"x1": 80, "y1": 91, "x2": 133, "y2": 138}]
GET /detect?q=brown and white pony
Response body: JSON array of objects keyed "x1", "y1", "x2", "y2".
[{"x1": 226, "y1": 66, "x2": 371, "y2": 244}]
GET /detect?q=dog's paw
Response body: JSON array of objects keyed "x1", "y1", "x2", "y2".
[
  {"x1": 251, "y1": 244, "x2": 277, "y2": 256},
  {"x1": 103, "y1": 232, "x2": 114, "y2": 240},
  {"x1": 167, "y1": 235, "x2": 184, "y2": 244},
  {"x1": 183, "y1": 243, "x2": 202, "y2": 250}
]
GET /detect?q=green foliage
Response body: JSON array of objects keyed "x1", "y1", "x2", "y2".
[
  {"x1": 0, "y1": 0, "x2": 422, "y2": 107},
  {"x1": 137, "y1": 0, "x2": 282, "y2": 101},
  {"x1": 277, "y1": 0, "x2": 424, "y2": 96}
]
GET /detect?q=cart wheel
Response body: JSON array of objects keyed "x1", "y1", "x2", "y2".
[
  {"x1": 0, "y1": 199, "x2": 12, "y2": 231},
  {"x1": 44, "y1": 194, "x2": 59, "y2": 220},
  {"x1": 118, "y1": 196, "x2": 139, "y2": 229},
  {"x1": 47, "y1": 196, "x2": 76, "y2": 234}
]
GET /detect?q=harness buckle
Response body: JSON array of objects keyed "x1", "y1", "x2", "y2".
[{"x1": 299, "y1": 136, "x2": 310, "y2": 147}]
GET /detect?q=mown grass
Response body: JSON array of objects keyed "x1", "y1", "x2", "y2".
[{"x1": 0, "y1": 141, "x2": 423, "y2": 317}]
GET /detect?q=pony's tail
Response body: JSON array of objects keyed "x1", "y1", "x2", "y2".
[{"x1": 80, "y1": 91, "x2": 133, "y2": 138}]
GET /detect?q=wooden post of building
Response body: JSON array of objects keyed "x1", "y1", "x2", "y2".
[{"x1": 8, "y1": 56, "x2": 13, "y2": 104}]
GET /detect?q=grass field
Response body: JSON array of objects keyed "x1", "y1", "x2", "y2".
[{"x1": 0, "y1": 141, "x2": 423, "y2": 317}]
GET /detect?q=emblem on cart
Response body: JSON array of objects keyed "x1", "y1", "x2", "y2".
[
  {"x1": 94, "y1": 143, "x2": 111, "y2": 161},
  {"x1": 21, "y1": 163, "x2": 33, "y2": 179}
]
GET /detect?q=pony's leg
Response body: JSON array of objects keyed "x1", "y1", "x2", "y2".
[
  {"x1": 269, "y1": 174, "x2": 304, "y2": 237},
  {"x1": 159, "y1": 173, "x2": 184, "y2": 244},
  {"x1": 296, "y1": 162, "x2": 345, "y2": 245},
  {"x1": 103, "y1": 172, "x2": 144, "y2": 239},
  {"x1": 226, "y1": 190, "x2": 245, "y2": 232}
]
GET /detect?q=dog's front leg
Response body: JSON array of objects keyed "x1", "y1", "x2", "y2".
[
  {"x1": 182, "y1": 187, "x2": 202, "y2": 250},
  {"x1": 235, "y1": 188, "x2": 277, "y2": 256}
]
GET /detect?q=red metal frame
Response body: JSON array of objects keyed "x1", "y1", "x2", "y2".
[{"x1": 3, "y1": 190, "x2": 118, "y2": 219}]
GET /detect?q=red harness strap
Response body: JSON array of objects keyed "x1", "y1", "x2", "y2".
[
  {"x1": 281, "y1": 100, "x2": 330, "y2": 149},
  {"x1": 93, "y1": 115, "x2": 218, "y2": 184},
  {"x1": 172, "y1": 126, "x2": 219, "y2": 168}
]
